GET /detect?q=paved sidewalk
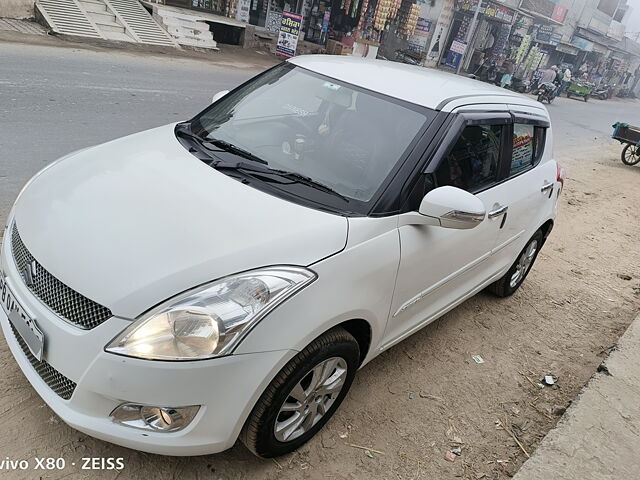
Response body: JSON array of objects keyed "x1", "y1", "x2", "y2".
[
  {"x1": 513, "y1": 313, "x2": 640, "y2": 480},
  {"x1": 0, "y1": 18, "x2": 46, "y2": 35}
]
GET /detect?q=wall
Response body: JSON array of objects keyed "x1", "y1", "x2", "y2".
[{"x1": 0, "y1": 0, "x2": 34, "y2": 19}]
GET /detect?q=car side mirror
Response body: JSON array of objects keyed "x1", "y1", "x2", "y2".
[
  {"x1": 211, "y1": 90, "x2": 229, "y2": 103},
  {"x1": 418, "y1": 186, "x2": 485, "y2": 229}
]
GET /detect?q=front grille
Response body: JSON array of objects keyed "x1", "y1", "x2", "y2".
[
  {"x1": 10, "y1": 223, "x2": 113, "y2": 329},
  {"x1": 9, "y1": 322, "x2": 77, "y2": 400}
]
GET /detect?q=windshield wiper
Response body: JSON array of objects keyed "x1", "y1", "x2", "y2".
[
  {"x1": 175, "y1": 126, "x2": 268, "y2": 165},
  {"x1": 212, "y1": 161, "x2": 349, "y2": 203},
  {"x1": 175, "y1": 125, "x2": 348, "y2": 202},
  {"x1": 203, "y1": 139, "x2": 268, "y2": 165}
]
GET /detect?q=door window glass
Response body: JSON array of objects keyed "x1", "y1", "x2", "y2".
[{"x1": 435, "y1": 124, "x2": 503, "y2": 193}]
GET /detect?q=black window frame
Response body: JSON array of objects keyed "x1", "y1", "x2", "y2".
[
  {"x1": 500, "y1": 111, "x2": 549, "y2": 181},
  {"x1": 398, "y1": 108, "x2": 550, "y2": 213},
  {"x1": 399, "y1": 111, "x2": 511, "y2": 213}
]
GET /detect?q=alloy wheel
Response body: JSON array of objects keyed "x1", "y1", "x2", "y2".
[
  {"x1": 510, "y1": 239, "x2": 538, "y2": 289},
  {"x1": 274, "y1": 357, "x2": 347, "y2": 442}
]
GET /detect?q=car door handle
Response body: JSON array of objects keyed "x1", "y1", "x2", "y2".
[
  {"x1": 488, "y1": 205, "x2": 508, "y2": 218},
  {"x1": 541, "y1": 182, "x2": 554, "y2": 193}
]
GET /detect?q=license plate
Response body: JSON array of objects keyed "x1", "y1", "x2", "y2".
[{"x1": 0, "y1": 272, "x2": 45, "y2": 361}]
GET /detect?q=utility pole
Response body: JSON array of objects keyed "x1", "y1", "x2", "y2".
[{"x1": 456, "y1": 0, "x2": 481, "y2": 74}]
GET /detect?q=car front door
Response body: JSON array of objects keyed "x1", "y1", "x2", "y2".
[{"x1": 381, "y1": 109, "x2": 513, "y2": 350}]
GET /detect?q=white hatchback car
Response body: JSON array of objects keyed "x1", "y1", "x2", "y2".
[{"x1": 0, "y1": 56, "x2": 562, "y2": 458}]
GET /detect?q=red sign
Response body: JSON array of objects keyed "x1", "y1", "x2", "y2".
[{"x1": 551, "y1": 4, "x2": 567, "y2": 23}]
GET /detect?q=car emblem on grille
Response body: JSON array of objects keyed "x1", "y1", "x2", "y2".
[{"x1": 22, "y1": 260, "x2": 38, "y2": 287}]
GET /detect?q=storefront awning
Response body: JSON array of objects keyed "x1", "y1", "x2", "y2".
[{"x1": 555, "y1": 42, "x2": 579, "y2": 55}]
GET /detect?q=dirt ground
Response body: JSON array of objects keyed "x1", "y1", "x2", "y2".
[{"x1": 1, "y1": 139, "x2": 639, "y2": 480}]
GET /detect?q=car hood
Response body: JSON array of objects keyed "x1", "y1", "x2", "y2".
[{"x1": 11, "y1": 124, "x2": 347, "y2": 318}]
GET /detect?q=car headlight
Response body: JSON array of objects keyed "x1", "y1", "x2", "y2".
[{"x1": 105, "y1": 266, "x2": 316, "y2": 360}]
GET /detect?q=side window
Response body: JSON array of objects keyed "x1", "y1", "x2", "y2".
[
  {"x1": 434, "y1": 124, "x2": 503, "y2": 193},
  {"x1": 510, "y1": 124, "x2": 546, "y2": 176}
]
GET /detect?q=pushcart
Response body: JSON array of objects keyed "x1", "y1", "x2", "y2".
[
  {"x1": 612, "y1": 122, "x2": 640, "y2": 166},
  {"x1": 566, "y1": 82, "x2": 592, "y2": 101}
]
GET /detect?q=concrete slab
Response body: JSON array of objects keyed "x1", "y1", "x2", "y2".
[
  {"x1": 0, "y1": 18, "x2": 46, "y2": 35},
  {"x1": 513, "y1": 314, "x2": 640, "y2": 480}
]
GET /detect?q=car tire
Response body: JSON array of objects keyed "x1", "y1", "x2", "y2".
[
  {"x1": 240, "y1": 327, "x2": 360, "y2": 458},
  {"x1": 487, "y1": 230, "x2": 544, "y2": 298}
]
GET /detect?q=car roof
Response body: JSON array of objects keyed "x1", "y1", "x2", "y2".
[{"x1": 288, "y1": 55, "x2": 543, "y2": 113}]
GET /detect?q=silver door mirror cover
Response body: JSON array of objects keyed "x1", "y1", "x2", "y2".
[
  {"x1": 211, "y1": 90, "x2": 230, "y2": 103},
  {"x1": 418, "y1": 186, "x2": 486, "y2": 229}
]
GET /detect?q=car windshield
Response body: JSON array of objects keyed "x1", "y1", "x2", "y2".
[{"x1": 189, "y1": 63, "x2": 432, "y2": 203}]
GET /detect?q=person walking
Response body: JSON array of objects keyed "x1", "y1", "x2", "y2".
[{"x1": 560, "y1": 67, "x2": 572, "y2": 93}]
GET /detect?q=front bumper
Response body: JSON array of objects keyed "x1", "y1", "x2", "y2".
[{"x1": 0, "y1": 225, "x2": 295, "y2": 456}]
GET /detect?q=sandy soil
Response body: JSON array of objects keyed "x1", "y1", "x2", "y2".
[{"x1": 1, "y1": 140, "x2": 639, "y2": 480}]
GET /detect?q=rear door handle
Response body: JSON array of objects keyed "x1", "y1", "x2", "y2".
[
  {"x1": 541, "y1": 182, "x2": 554, "y2": 195},
  {"x1": 488, "y1": 205, "x2": 508, "y2": 218}
]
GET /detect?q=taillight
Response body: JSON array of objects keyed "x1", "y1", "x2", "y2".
[{"x1": 556, "y1": 163, "x2": 565, "y2": 194}]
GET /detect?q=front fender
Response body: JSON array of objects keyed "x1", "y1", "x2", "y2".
[{"x1": 234, "y1": 221, "x2": 400, "y2": 366}]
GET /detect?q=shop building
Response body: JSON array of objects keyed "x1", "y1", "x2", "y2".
[{"x1": 437, "y1": 0, "x2": 517, "y2": 73}]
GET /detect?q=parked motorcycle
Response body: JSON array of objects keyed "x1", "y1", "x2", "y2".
[
  {"x1": 537, "y1": 82, "x2": 558, "y2": 104},
  {"x1": 594, "y1": 84, "x2": 612, "y2": 100}
]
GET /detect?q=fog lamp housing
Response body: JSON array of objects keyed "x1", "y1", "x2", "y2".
[{"x1": 110, "y1": 403, "x2": 200, "y2": 432}]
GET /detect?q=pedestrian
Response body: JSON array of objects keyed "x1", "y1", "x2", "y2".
[
  {"x1": 560, "y1": 67, "x2": 572, "y2": 93},
  {"x1": 500, "y1": 60, "x2": 515, "y2": 88}
]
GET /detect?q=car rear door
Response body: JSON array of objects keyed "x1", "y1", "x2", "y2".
[
  {"x1": 489, "y1": 106, "x2": 557, "y2": 274},
  {"x1": 381, "y1": 107, "x2": 513, "y2": 350}
]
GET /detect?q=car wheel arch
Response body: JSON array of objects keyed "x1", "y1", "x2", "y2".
[
  {"x1": 540, "y1": 219, "x2": 554, "y2": 244},
  {"x1": 336, "y1": 318, "x2": 372, "y2": 366}
]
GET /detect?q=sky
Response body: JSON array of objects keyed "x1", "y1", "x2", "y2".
[{"x1": 627, "y1": 0, "x2": 640, "y2": 38}]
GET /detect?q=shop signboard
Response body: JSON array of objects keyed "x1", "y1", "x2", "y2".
[
  {"x1": 443, "y1": 40, "x2": 467, "y2": 69},
  {"x1": 276, "y1": 12, "x2": 303, "y2": 57},
  {"x1": 520, "y1": 0, "x2": 566, "y2": 23},
  {"x1": 236, "y1": 0, "x2": 250, "y2": 22},
  {"x1": 408, "y1": 18, "x2": 432, "y2": 53},
  {"x1": 455, "y1": 0, "x2": 515, "y2": 23},
  {"x1": 415, "y1": 18, "x2": 432, "y2": 35},
  {"x1": 424, "y1": 0, "x2": 455, "y2": 68},
  {"x1": 551, "y1": 4, "x2": 567, "y2": 23},
  {"x1": 535, "y1": 25, "x2": 553, "y2": 43},
  {"x1": 570, "y1": 36, "x2": 594, "y2": 52}
]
